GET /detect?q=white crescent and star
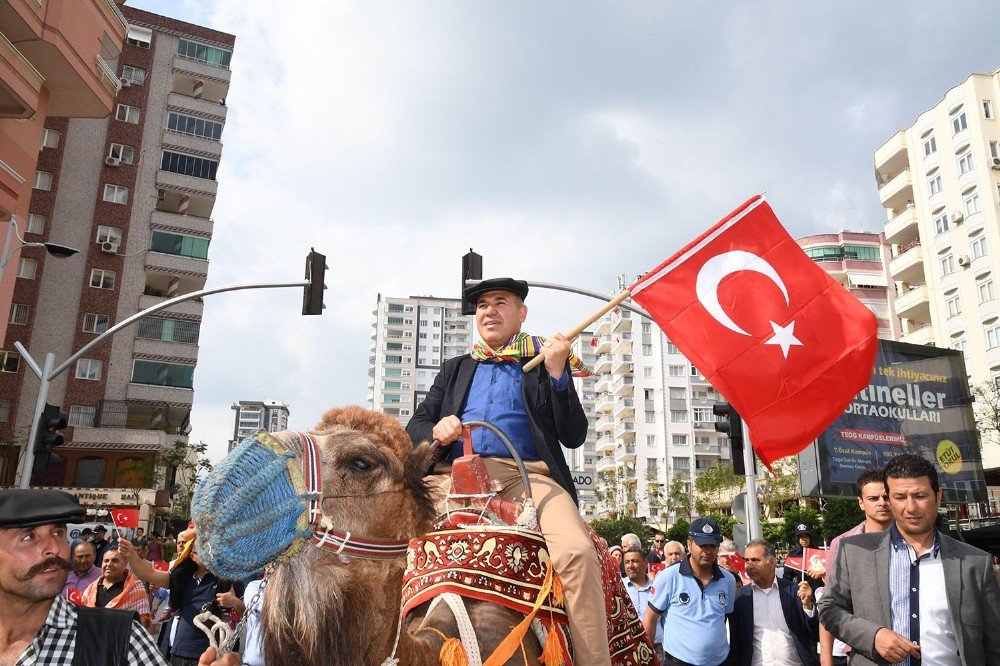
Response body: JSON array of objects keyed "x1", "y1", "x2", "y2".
[{"x1": 695, "y1": 250, "x2": 803, "y2": 359}]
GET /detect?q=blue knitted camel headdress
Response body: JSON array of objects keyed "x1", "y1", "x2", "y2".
[{"x1": 191, "y1": 429, "x2": 316, "y2": 582}]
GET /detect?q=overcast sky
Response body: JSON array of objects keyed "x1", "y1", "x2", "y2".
[{"x1": 127, "y1": 0, "x2": 1000, "y2": 462}]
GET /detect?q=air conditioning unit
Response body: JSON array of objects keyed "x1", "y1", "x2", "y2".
[
  {"x1": 100, "y1": 241, "x2": 119, "y2": 254},
  {"x1": 119, "y1": 77, "x2": 131, "y2": 88},
  {"x1": 992, "y1": 157, "x2": 1000, "y2": 170},
  {"x1": 951, "y1": 210, "x2": 965, "y2": 224},
  {"x1": 105, "y1": 156, "x2": 120, "y2": 167},
  {"x1": 957, "y1": 255, "x2": 971, "y2": 267}
]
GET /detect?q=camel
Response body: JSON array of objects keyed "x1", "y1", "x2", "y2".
[{"x1": 196, "y1": 406, "x2": 543, "y2": 666}]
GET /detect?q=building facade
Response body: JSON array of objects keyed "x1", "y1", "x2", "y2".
[
  {"x1": 874, "y1": 68, "x2": 1000, "y2": 468},
  {"x1": 568, "y1": 331, "x2": 599, "y2": 518},
  {"x1": 1, "y1": 0, "x2": 128, "y2": 347},
  {"x1": 229, "y1": 400, "x2": 290, "y2": 452},
  {"x1": 368, "y1": 294, "x2": 475, "y2": 425},
  {"x1": 0, "y1": 7, "x2": 234, "y2": 521}
]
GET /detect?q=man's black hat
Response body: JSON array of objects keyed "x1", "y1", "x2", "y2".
[
  {"x1": 463, "y1": 277, "x2": 529, "y2": 305},
  {"x1": 93, "y1": 524, "x2": 107, "y2": 533},
  {"x1": 0, "y1": 489, "x2": 85, "y2": 528},
  {"x1": 795, "y1": 523, "x2": 812, "y2": 536},
  {"x1": 689, "y1": 517, "x2": 724, "y2": 545}
]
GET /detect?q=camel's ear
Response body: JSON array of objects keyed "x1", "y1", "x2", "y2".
[{"x1": 404, "y1": 441, "x2": 437, "y2": 480}]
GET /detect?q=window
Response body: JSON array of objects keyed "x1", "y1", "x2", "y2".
[
  {"x1": 928, "y1": 174, "x2": 943, "y2": 195},
  {"x1": 16, "y1": 258, "x2": 36, "y2": 279},
  {"x1": 0, "y1": 399, "x2": 10, "y2": 422},
  {"x1": 642, "y1": 343, "x2": 652, "y2": 357},
  {"x1": 384, "y1": 355, "x2": 402, "y2": 364},
  {"x1": 25, "y1": 214, "x2": 44, "y2": 235},
  {"x1": 946, "y1": 294, "x2": 962, "y2": 318},
  {"x1": 965, "y1": 193, "x2": 982, "y2": 216},
  {"x1": 177, "y1": 38, "x2": 232, "y2": 68},
  {"x1": 644, "y1": 388, "x2": 654, "y2": 400},
  {"x1": 951, "y1": 111, "x2": 967, "y2": 134},
  {"x1": 643, "y1": 367, "x2": 653, "y2": 379},
  {"x1": 1, "y1": 352, "x2": 19, "y2": 373},
  {"x1": 33, "y1": 171, "x2": 52, "y2": 191},
  {"x1": 645, "y1": 411, "x2": 655, "y2": 424},
  {"x1": 161, "y1": 150, "x2": 218, "y2": 180},
  {"x1": 74, "y1": 457, "x2": 107, "y2": 488},
  {"x1": 116, "y1": 104, "x2": 140, "y2": 123},
  {"x1": 668, "y1": 365, "x2": 685, "y2": 377},
  {"x1": 646, "y1": 435, "x2": 656, "y2": 447},
  {"x1": 108, "y1": 143, "x2": 135, "y2": 164},
  {"x1": 89, "y1": 269, "x2": 115, "y2": 290},
  {"x1": 940, "y1": 254, "x2": 955, "y2": 276},
  {"x1": 126, "y1": 26, "x2": 152, "y2": 48},
  {"x1": 137, "y1": 317, "x2": 200, "y2": 344},
  {"x1": 992, "y1": 141, "x2": 1000, "y2": 160},
  {"x1": 96, "y1": 226, "x2": 122, "y2": 244},
  {"x1": 978, "y1": 276, "x2": 995, "y2": 303},
  {"x1": 150, "y1": 230, "x2": 209, "y2": 259},
  {"x1": 417, "y1": 345, "x2": 426, "y2": 352},
  {"x1": 672, "y1": 457, "x2": 690, "y2": 471},
  {"x1": 666, "y1": 342, "x2": 680, "y2": 354},
  {"x1": 166, "y1": 112, "x2": 224, "y2": 141},
  {"x1": 922, "y1": 135, "x2": 937, "y2": 157},
  {"x1": 103, "y1": 184, "x2": 128, "y2": 204},
  {"x1": 131, "y1": 360, "x2": 195, "y2": 388},
  {"x1": 8, "y1": 304, "x2": 28, "y2": 325},
  {"x1": 40, "y1": 129, "x2": 60, "y2": 150},
  {"x1": 972, "y1": 235, "x2": 989, "y2": 259},
  {"x1": 984, "y1": 100, "x2": 994, "y2": 119},
  {"x1": 958, "y1": 151, "x2": 974, "y2": 175},
  {"x1": 83, "y1": 313, "x2": 110, "y2": 334},
  {"x1": 121, "y1": 65, "x2": 146, "y2": 85},
  {"x1": 694, "y1": 407, "x2": 714, "y2": 424},
  {"x1": 669, "y1": 387, "x2": 686, "y2": 400},
  {"x1": 419, "y1": 320, "x2": 428, "y2": 326},
  {"x1": 670, "y1": 410, "x2": 688, "y2": 423},
  {"x1": 68, "y1": 405, "x2": 96, "y2": 427},
  {"x1": 672, "y1": 435, "x2": 688, "y2": 447},
  {"x1": 986, "y1": 323, "x2": 1000, "y2": 350},
  {"x1": 690, "y1": 365, "x2": 700, "y2": 376},
  {"x1": 75, "y1": 359, "x2": 102, "y2": 380},
  {"x1": 641, "y1": 322, "x2": 651, "y2": 334},
  {"x1": 953, "y1": 338, "x2": 969, "y2": 360},
  {"x1": 933, "y1": 212, "x2": 949, "y2": 235}
]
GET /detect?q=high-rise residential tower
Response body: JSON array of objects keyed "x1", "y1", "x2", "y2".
[{"x1": 229, "y1": 400, "x2": 290, "y2": 452}]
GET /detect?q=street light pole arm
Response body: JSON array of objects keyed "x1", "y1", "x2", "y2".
[{"x1": 49, "y1": 279, "x2": 309, "y2": 380}]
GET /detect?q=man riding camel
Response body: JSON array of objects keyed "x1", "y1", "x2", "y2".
[{"x1": 407, "y1": 276, "x2": 613, "y2": 664}]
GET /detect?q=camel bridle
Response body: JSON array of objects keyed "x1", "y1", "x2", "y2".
[{"x1": 298, "y1": 432, "x2": 411, "y2": 561}]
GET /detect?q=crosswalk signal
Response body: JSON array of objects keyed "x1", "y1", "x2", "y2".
[
  {"x1": 302, "y1": 248, "x2": 327, "y2": 316},
  {"x1": 714, "y1": 401, "x2": 747, "y2": 475},
  {"x1": 461, "y1": 249, "x2": 482, "y2": 316}
]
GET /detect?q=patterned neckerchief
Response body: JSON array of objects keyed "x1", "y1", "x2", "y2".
[{"x1": 470, "y1": 332, "x2": 591, "y2": 376}]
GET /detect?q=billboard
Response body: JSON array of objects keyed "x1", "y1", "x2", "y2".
[{"x1": 798, "y1": 340, "x2": 987, "y2": 503}]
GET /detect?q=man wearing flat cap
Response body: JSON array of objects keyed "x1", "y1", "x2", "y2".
[
  {"x1": 0, "y1": 488, "x2": 168, "y2": 665},
  {"x1": 407, "y1": 277, "x2": 614, "y2": 663}
]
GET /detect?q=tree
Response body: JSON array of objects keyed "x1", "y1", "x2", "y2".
[
  {"x1": 645, "y1": 466, "x2": 666, "y2": 525},
  {"x1": 119, "y1": 439, "x2": 212, "y2": 522},
  {"x1": 665, "y1": 518, "x2": 690, "y2": 544},
  {"x1": 694, "y1": 462, "x2": 743, "y2": 514},
  {"x1": 819, "y1": 498, "x2": 864, "y2": 543},
  {"x1": 665, "y1": 469, "x2": 693, "y2": 522},
  {"x1": 589, "y1": 516, "x2": 650, "y2": 550},
  {"x1": 758, "y1": 457, "x2": 800, "y2": 520},
  {"x1": 702, "y1": 512, "x2": 737, "y2": 540},
  {"x1": 972, "y1": 380, "x2": 1000, "y2": 456},
  {"x1": 595, "y1": 467, "x2": 623, "y2": 518},
  {"x1": 779, "y1": 503, "x2": 821, "y2": 550}
]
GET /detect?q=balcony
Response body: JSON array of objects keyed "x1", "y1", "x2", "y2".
[
  {"x1": 150, "y1": 210, "x2": 213, "y2": 237},
  {"x1": 138, "y1": 294, "x2": 204, "y2": 318},
  {"x1": 596, "y1": 416, "x2": 615, "y2": 433},
  {"x1": 874, "y1": 130, "x2": 908, "y2": 176},
  {"x1": 595, "y1": 318, "x2": 612, "y2": 337},
  {"x1": 594, "y1": 335, "x2": 613, "y2": 355},
  {"x1": 166, "y1": 91, "x2": 227, "y2": 122},
  {"x1": 156, "y1": 169, "x2": 217, "y2": 199},
  {"x1": 596, "y1": 457, "x2": 616, "y2": 473},
  {"x1": 620, "y1": 466, "x2": 636, "y2": 481},
  {"x1": 894, "y1": 284, "x2": 930, "y2": 321},
  {"x1": 594, "y1": 376, "x2": 612, "y2": 393},
  {"x1": 162, "y1": 128, "x2": 223, "y2": 159},
  {"x1": 615, "y1": 445, "x2": 636, "y2": 463},
  {"x1": 613, "y1": 421, "x2": 635, "y2": 441},
  {"x1": 612, "y1": 353, "x2": 633, "y2": 376},
  {"x1": 901, "y1": 323, "x2": 934, "y2": 346},
  {"x1": 596, "y1": 392, "x2": 614, "y2": 413},
  {"x1": 694, "y1": 442, "x2": 721, "y2": 456},
  {"x1": 613, "y1": 398, "x2": 635, "y2": 419},
  {"x1": 133, "y1": 338, "x2": 199, "y2": 362},
  {"x1": 612, "y1": 310, "x2": 632, "y2": 332},
  {"x1": 0, "y1": 31, "x2": 44, "y2": 118},
  {"x1": 878, "y1": 168, "x2": 913, "y2": 213},
  {"x1": 145, "y1": 251, "x2": 209, "y2": 285},
  {"x1": 611, "y1": 332, "x2": 633, "y2": 355},
  {"x1": 127, "y1": 382, "x2": 193, "y2": 405},
  {"x1": 884, "y1": 207, "x2": 918, "y2": 246},
  {"x1": 889, "y1": 243, "x2": 924, "y2": 284},
  {"x1": 596, "y1": 436, "x2": 616, "y2": 453},
  {"x1": 172, "y1": 54, "x2": 231, "y2": 96},
  {"x1": 693, "y1": 420, "x2": 717, "y2": 431},
  {"x1": 593, "y1": 354, "x2": 612, "y2": 374},
  {"x1": 95, "y1": 400, "x2": 191, "y2": 435},
  {"x1": 612, "y1": 376, "x2": 635, "y2": 396}
]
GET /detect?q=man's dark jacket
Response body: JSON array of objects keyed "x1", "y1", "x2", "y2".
[
  {"x1": 726, "y1": 577, "x2": 819, "y2": 666},
  {"x1": 405, "y1": 355, "x2": 588, "y2": 503}
]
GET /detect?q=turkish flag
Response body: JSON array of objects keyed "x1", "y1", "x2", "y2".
[
  {"x1": 784, "y1": 547, "x2": 827, "y2": 573},
  {"x1": 629, "y1": 195, "x2": 877, "y2": 468},
  {"x1": 151, "y1": 560, "x2": 170, "y2": 571},
  {"x1": 67, "y1": 589, "x2": 84, "y2": 605},
  {"x1": 719, "y1": 551, "x2": 748, "y2": 583},
  {"x1": 110, "y1": 508, "x2": 139, "y2": 528}
]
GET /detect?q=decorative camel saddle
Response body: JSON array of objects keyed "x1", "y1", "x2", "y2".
[{"x1": 402, "y1": 423, "x2": 657, "y2": 665}]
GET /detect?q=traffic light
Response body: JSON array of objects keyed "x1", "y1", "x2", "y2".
[
  {"x1": 33, "y1": 404, "x2": 68, "y2": 470},
  {"x1": 302, "y1": 248, "x2": 327, "y2": 316},
  {"x1": 713, "y1": 401, "x2": 747, "y2": 475},
  {"x1": 461, "y1": 249, "x2": 482, "y2": 315}
]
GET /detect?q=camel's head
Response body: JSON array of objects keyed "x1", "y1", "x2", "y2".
[{"x1": 191, "y1": 405, "x2": 436, "y2": 582}]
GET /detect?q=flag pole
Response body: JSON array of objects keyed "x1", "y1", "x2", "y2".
[
  {"x1": 522, "y1": 289, "x2": 633, "y2": 372},
  {"x1": 742, "y1": 419, "x2": 762, "y2": 542}
]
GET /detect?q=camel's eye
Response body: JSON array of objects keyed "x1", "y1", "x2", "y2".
[{"x1": 351, "y1": 458, "x2": 371, "y2": 471}]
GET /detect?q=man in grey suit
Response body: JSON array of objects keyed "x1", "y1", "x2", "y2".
[{"x1": 818, "y1": 453, "x2": 1000, "y2": 665}]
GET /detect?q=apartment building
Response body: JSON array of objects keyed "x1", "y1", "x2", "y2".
[
  {"x1": 796, "y1": 231, "x2": 899, "y2": 340},
  {"x1": 568, "y1": 331, "x2": 599, "y2": 518},
  {"x1": 875, "y1": 68, "x2": 1000, "y2": 468},
  {"x1": 0, "y1": 7, "x2": 234, "y2": 521},
  {"x1": 368, "y1": 294, "x2": 475, "y2": 424},
  {"x1": 1, "y1": 0, "x2": 128, "y2": 347},
  {"x1": 229, "y1": 400, "x2": 290, "y2": 452}
]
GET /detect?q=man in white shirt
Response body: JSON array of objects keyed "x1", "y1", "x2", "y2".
[{"x1": 728, "y1": 539, "x2": 819, "y2": 666}]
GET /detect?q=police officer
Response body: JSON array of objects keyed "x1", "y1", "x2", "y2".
[
  {"x1": 643, "y1": 517, "x2": 737, "y2": 666},
  {"x1": 782, "y1": 523, "x2": 823, "y2": 591}
]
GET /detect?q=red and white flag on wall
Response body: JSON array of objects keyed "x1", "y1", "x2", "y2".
[
  {"x1": 629, "y1": 195, "x2": 878, "y2": 469},
  {"x1": 110, "y1": 508, "x2": 139, "y2": 529}
]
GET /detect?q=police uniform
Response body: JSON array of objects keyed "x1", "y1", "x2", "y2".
[{"x1": 648, "y1": 518, "x2": 736, "y2": 666}]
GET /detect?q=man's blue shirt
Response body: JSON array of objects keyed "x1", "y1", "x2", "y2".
[
  {"x1": 449, "y1": 362, "x2": 569, "y2": 461},
  {"x1": 648, "y1": 557, "x2": 736, "y2": 665}
]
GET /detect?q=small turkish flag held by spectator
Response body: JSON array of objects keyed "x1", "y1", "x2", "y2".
[
  {"x1": 151, "y1": 560, "x2": 170, "y2": 571},
  {"x1": 67, "y1": 589, "x2": 84, "y2": 605},
  {"x1": 784, "y1": 547, "x2": 827, "y2": 572},
  {"x1": 629, "y1": 195, "x2": 878, "y2": 469},
  {"x1": 110, "y1": 508, "x2": 139, "y2": 529},
  {"x1": 719, "y1": 551, "x2": 748, "y2": 582},
  {"x1": 648, "y1": 562, "x2": 666, "y2": 579}
]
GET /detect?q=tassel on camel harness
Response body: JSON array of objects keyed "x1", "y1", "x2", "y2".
[{"x1": 439, "y1": 637, "x2": 470, "y2": 666}]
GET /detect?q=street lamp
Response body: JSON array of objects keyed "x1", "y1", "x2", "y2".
[{"x1": 1, "y1": 215, "x2": 79, "y2": 270}]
